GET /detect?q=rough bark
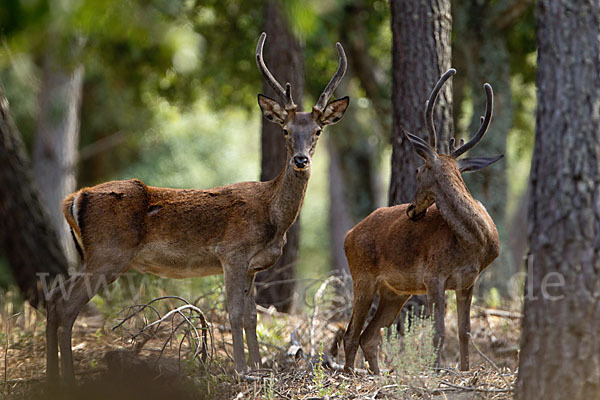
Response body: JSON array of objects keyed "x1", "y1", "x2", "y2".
[
  {"x1": 0, "y1": 82, "x2": 68, "y2": 306},
  {"x1": 516, "y1": 1, "x2": 600, "y2": 398},
  {"x1": 389, "y1": 0, "x2": 453, "y2": 206},
  {"x1": 255, "y1": 0, "x2": 303, "y2": 312},
  {"x1": 33, "y1": 52, "x2": 83, "y2": 267}
]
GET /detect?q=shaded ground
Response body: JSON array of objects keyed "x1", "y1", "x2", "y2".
[{"x1": 0, "y1": 289, "x2": 520, "y2": 399}]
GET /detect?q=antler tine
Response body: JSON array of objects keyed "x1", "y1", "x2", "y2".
[
  {"x1": 256, "y1": 32, "x2": 296, "y2": 110},
  {"x1": 452, "y1": 83, "x2": 494, "y2": 158},
  {"x1": 314, "y1": 42, "x2": 347, "y2": 112},
  {"x1": 425, "y1": 68, "x2": 456, "y2": 152}
]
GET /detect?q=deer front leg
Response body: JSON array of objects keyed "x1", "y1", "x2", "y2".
[
  {"x1": 223, "y1": 262, "x2": 248, "y2": 373},
  {"x1": 426, "y1": 278, "x2": 446, "y2": 369},
  {"x1": 243, "y1": 273, "x2": 261, "y2": 369},
  {"x1": 456, "y1": 285, "x2": 473, "y2": 371}
]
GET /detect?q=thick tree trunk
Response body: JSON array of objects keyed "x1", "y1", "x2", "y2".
[
  {"x1": 516, "y1": 1, "x2": 600, "y2": 398},
  {"x1": 255, "y1": 0, "x2": 303, "y2": 313},
  {"x1": 0, "y1": 82, "x2": 68, "y2": 306},
  {"x1": 389, "y1": 0, "x2": 453, "y2": 206},
  {"x1": 389, "y1": 0, "x2": 452, "y2": 322},
  {"x1": 33, "y1": 52, "x2": 83, "y2": 267}
]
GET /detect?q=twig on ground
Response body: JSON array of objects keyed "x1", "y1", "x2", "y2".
[
  {"x1": 310, "y1": 275, "x2": 344, "y2": 356},
  {"x1": 469, "y1": 333, "x2": 512, "y2": 389},
  {"x1": 371, "y1": 383, "x2": 401, "y2": 399},
  {"x1": 440, "y1": 380, "x2": 513, "y2": 393}
]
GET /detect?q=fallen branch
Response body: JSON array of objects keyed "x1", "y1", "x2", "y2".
[
  {"x1": 113, "y1": 296, "x2": 212, "y2": 368},
  {"x1": 474, "y1": 306, "x2": 521, "y2": 320}
]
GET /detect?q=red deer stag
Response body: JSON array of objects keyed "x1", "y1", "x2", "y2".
[
  {"x1": 46, "y1": 32, "x2": 349, "y2": 383},
  {"x1": 343, "y1": 69, "x2": 501, "y2": 374}
]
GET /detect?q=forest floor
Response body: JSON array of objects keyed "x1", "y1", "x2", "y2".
[{"x1": 0, "y1": 286, "x2": 520, "y2": 400}]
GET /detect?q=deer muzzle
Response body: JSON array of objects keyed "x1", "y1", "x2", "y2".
[{"x1": 292, "y1": 155, "x2": 310, "y2": 171}]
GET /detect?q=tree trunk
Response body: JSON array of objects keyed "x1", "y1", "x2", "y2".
[
  {"x1": 33, "y1": 52, "x2": 83, "y2": 267},
  {"x1": 0, "y1": 82, "x2": 68, "y2": 307},
  {"x1": 516, "y1": 1, "x2": 600, "y2": 398},
  {"x1": 328, "y1": 137, "x2": 352, "y2": 280},
  {"x1": 389, "y1": 0, "x2": 452, "y2": 321},
  {"x1": 255, "y1": 0, "x2": 303, "y2": 313},
  {"x1": 389, "y1": 0, "x2": 453, "y2": 206}
]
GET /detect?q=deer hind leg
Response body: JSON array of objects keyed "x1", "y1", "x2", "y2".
[
  {"x1": 456, "y1": 285, "x2": 474, "y2": 371},
  {"x1": 55, "y1": 261, "x2": 125, "y2": 385},
  {"x1": 243, "y1": 273, "x2": 261, "y2": 369},
  {"x1": 343, "y1": 279, "x2": 376, "y2": 372},
  {"x1": 425, "y1": 277, "x2": 447, "y2": 369},
  {"x1": 358, "y1": 289, "x2": 410, "y2": 375},
  {"x1": 222, "y1": 261, "x2": 249, "y2": 373}
]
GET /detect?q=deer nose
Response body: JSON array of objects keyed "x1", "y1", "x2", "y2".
[{"x1": 293, "y1": 155, "x2": 309, "y2": 170}]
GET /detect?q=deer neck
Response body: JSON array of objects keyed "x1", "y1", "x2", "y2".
[
  {"x1": 432, "y1": 172, "x2": 497, "y2": 251},
  {"x1": 270, "y1": 160, "x2": 310, "y2": 231}
]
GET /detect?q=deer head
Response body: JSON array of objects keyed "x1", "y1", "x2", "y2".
[
  {"x1": 405, "y1": 69, "x2": 503, "y2": 220},
  {"x1": 256, "y1": 32, "x2": 349, "y2": 172}
]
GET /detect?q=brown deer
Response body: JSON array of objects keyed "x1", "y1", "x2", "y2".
[
  {"x1": 343, "y1": 69, "x2": 501, "y2": 374},
  {"x1": 46, "y1": 32, "x2": 349, "y2": 383}
]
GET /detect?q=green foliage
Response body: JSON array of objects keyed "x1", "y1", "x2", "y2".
[
  {"x1": 256, "y1": 313, "x2": 287, "y2": 351},
  {"x1": 312, "y1": 352, "x2": 333, "y2": 397},
  {"x1": 382, "y1": 315, "x2": 439, "y2": 395},
  {"x1": 117, "y1": 96, "x2": 260, "y2": 188},
  {"x1": 263, "y1": 372, "x2": 276, "y2": 400}
]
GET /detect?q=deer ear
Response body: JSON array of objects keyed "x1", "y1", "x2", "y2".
[
  {"x1": 258, "y1": 94, "x2": 287, "y2": 126},
  {"x1": 319, "y1": 96, "x2": 349, "y2": 126},
  {"x1": 457, "y1": 155, "x2": 503, "y2": 173},
  {"x1": 405, "y1": 131, "x2": 436, "y2": 162}
]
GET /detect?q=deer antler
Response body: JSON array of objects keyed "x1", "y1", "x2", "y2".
[
  {"x1": 313, "y1": 42, "x2": 347, "y2": 113},
  {"x1": 452, "y1": 83, "x2": 494, "y2": 158},
  {"x1": 448, "y1": 137, "x2": 465, "y2": 153},
  {"x1": 424, "y1": 68, "x2": 456, "y2": 152},
  {"x1": 256, "y1": 32, "x2": 296, "y2": 110}
]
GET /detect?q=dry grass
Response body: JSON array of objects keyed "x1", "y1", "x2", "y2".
[{"x1": 0, "y1": 285, "x2": 520, "y2": 399}]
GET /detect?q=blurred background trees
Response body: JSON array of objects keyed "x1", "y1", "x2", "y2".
[{"x1": 0, "y1": 0, "x2": 536, "y2": 311}]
